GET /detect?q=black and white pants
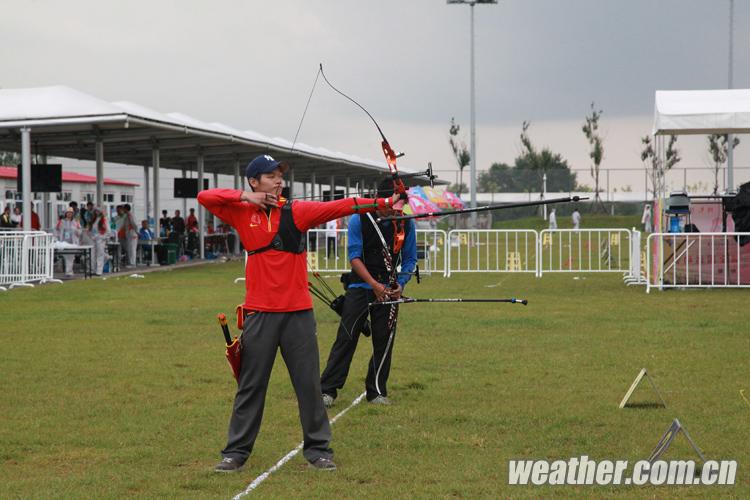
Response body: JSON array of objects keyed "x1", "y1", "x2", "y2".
[{"x1": 320, "y1": 287, "x2": 398, "y2": 402}]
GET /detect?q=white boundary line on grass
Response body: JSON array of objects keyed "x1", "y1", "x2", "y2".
[{"x1": 232, "y1": 392, "x2": 366, "y2": 499}]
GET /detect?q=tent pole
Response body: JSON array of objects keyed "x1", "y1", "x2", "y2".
[
  {"x1": 95, "y1": 138, "x2": 104, "y2": 210},
  {"x1": 151, "y1": 142, "x2": 161, "y2": 245},
  {"x1": 21, "y1": 128, "x2": 32, "y2": 230},
  {"x1": 197, "y1": 153, "x2": 205, "y2": 259},
  {"x1": 143, "y1": 164, "x2": 150, "y2": 223}
]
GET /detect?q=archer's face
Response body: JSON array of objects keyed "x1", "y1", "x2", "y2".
[{"x1": 249, "y1": 169, "x2": 284, "y2": 196}]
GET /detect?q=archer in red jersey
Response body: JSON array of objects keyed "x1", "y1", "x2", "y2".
[{"x1": 199, "y1": 154, "x2": 400, "y2": 473}]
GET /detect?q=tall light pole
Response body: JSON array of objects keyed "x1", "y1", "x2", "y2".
[
  {"x1": 448, "y1": 0, "x2": 498, "y2": 226},
  {"x1": 727, "y1": 0, "x2": 735, "y2": 192}
]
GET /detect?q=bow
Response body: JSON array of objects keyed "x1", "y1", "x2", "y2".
[
  {"x1": 318, "y1": 64, "x2": 410, "y2": 397},
  {"x1": 318, "y1": 64, "x2": 409, "y2": 204}
]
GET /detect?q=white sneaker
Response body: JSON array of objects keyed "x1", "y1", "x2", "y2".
[
  {"x1": 322, "y1": 394, "x2": 335, "y2": 408},
  {"x1": 369, "y1": 395, "x2": 392, "y2": 405}
]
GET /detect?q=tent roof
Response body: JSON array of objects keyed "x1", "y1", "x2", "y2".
[
  {"x1": 0, "y1": 86, "x2": 442, "y2": 186},
  {"x1": 0, "y1": 166, "x2": 138, "y2": 187},
  {"x1": 653, "y1": 89, "x2": 750, "y2": 135}
]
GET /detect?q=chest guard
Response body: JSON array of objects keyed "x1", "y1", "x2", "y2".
[
  {"x1": 350, "y1": 214, "x2": 405, "y2": 283},
  {"x1": 247, "y1": 202, "x2": 306, "y2": 256}
]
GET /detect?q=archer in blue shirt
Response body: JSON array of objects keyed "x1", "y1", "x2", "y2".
[{"x1": 320, "y1": 180, "x2": 417, "y2": 406}]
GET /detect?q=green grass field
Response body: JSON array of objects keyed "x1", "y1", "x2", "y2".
[{"x1": 1, "y1": 262, "x2": 748, "y2": 498}]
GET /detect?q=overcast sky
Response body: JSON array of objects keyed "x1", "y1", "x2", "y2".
[{"x1": 2, "y1": 0, "x2": 749, "y2": 192}]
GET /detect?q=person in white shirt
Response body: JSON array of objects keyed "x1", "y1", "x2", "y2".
[
  {"x1": 548, "y1": 209, "x2": 558, "y2": 230},
  {"x1": 641, "y1": 204, "x2": 652, "y2": 233},
  {"x1": 55, "y1": 208, "x2": 82, "y2": 275},
  {"x1": 123, "y1": 204, "x2": 138, "y2": 267},
  {"x1": 572, "y1": 208, "x2": 581, "y2": 230},
  {"x1": 90, "y1": 208, "x2": 110, "y2": 276},
  {"x1": 325, "y1": 218, "x2": 339, "y2": 259},
  {"x1": 10, "y1": 206, "x2": 22, "y2": 226}
]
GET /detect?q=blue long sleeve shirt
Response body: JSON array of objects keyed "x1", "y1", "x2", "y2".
[{"x1": 347, "y1": 214, "x2": 417, "y2": 290}]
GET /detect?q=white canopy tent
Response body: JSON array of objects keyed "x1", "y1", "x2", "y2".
[
  {"x1": 653, "y1": 88, "x2": 750, "y2": 199},
  {"x1": 0, "y1": 86, "x2": 440, "y2": 257},
  {"x1": 651, "y1": 89, "x2": 749, "y2": 288},
  {"x1": 653, "y1": 89, "x2": 750, "y2": 136}
]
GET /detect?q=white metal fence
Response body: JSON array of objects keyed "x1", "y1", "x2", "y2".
[
  {"x1": 0, "y1": 231, "x2": 57, "y2": 290},
  {"x1": 446, "y1": 229, "x2": 538, "y2": 277},
  {"x1": 538, "y1": 229, "x2": 633, "y2": 276},
  {"x1": 646, "y1": 232, "x2": 750, "y2": 293},
  {"x1": 306, "y1": 228, "x2": 448, "y2": 276}
]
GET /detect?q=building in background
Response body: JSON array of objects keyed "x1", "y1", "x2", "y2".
[{"x1": 0, "y1": 166, "x2": 138, "y2": 230}]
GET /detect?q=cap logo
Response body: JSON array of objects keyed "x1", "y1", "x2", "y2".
[{"x1": 264, "y1": 155, "x2": 274, "y2": 162}]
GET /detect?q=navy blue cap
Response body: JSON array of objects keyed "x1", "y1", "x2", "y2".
[{"x1": 245, "y1": 154, "x2": 289, "y2": 179}]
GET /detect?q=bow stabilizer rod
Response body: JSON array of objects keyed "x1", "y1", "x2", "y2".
[{"x1": 369, "y1": 297, "x2": 528, "y2": 307}]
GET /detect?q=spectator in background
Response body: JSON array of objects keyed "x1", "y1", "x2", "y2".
[
  {"x1": 115, "y1": 205, "x2": 126, "y2": 263},
  {"x1": 186, "y1": 207, "x2": 199, "y2": 233},
  {"x1": 1, "y1": 206, "x2": 13, "y2": 228},
  {"x1": 548, "y1": 209, "x2": 558, "y2": 230},
  {"x1": 19, "y1": 208, "x2": 41, "y2": 230},
  {"x1": 172, "y1": 209, "x2": 186, "y2": 235},
  {"x1": 186, "y1": 207, "x2": 199, "y2": 257},
  {"x1": 81, "y1": 201, "x2": 94, "y2": 228},
  {"x1": 55, "y1": 207, "x2": 82, "y2": 276},
  {"x1": 69, "y1": 201, "x2": 80, "y2": 222},
  {"x1": 572, "y1": 208, "x2": 581, "y2": 230},
  {"x1": 10, "y1": 206, "x2": 22, "y2": 227},
  {"x1": 159, "y1": 209, "x2": 171, "y2": 237},
  {"x1": 326, "y1": 218, "x2": 338, "y2": 259},
  {"x1": 171, "y1": 209, "x2": 186, "y2": 255},
  {"x1": 90, "y1": 207, "x2": 109, "y2": 276},
  {"x1": 641, "y1": 204, "x2": 652, "y2": 233},
  {"x1": 138, "y1": 219, "x2": 155, "y2": 262},
  {"x1": 138, "y1": 220, "x2": 154, "y2": 241},
  {"x1": 123, "y1": 204, "x2": 138, "y2": 267}
]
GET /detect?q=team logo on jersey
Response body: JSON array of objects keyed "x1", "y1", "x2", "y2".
[{"x1": 249, "y1": 213, "x2": 261, "y2": 228}]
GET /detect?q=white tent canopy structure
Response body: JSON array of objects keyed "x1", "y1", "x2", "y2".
[
  {"x1": 653, "y1": 89, "x2": 750, "y2": 136},
  {"x1": 0, "y1": 86, "x2": 440, "y2": 257},
  {"x1": 651, "y1": 88, "x2": 749, "y2": 234}
]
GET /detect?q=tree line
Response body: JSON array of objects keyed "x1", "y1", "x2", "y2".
[{"x1": 448, "y1": 103, "x2": 741, "y2": 202}]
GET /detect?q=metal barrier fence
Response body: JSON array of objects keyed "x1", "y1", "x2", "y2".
[
  {"x1": 306, "y1": 229, "x2": 448, "y2": 276},
  {"x1": 538, "y1": 229, "x2": 633, "y2": 276},
  {"x1": 646, "y1": 232, "x2": 750, "y2": 293},
  {"x1": 0, "y1": 231, "x2": 57, "y2": 290},
  {"x1": 446, "y1": 229, "x2": 538, "y2": 277},
  {"x1": 623, "y1": 229, "x2": 644, "y2": 285}
]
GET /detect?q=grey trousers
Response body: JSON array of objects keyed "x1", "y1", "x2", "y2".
[{"x1": 221, "y1": 309, "x2": 333, "y2": 464}]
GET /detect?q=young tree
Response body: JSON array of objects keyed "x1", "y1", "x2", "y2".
[
  {"x1": 582, "y1": 103, "x2": 605, "y2": 208},
  {"x1": 641, "y1": 134, "x2": 679, "y2": 200},
  {"x1": 478, "y1": 162, "x2": 514, "y2": 192},
  {"x1": 477, "y1": 123, "x2": 577, "y2": 193},
  {"x1": 448, "y1": 117, "x2": 470, "y2": 194},
  {"x1": 515, "y1": 121, "x2": 577, "y2": 192},
  {"x1": 707, "y1": 134, "x2": 740, "y2": 195}
]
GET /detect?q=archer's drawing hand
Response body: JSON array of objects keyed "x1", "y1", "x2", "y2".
[
  {"x1": 373, "y1": 282, "x2": 389, "y2": 302},
  {"x1": 241, "y1": 191, "x2": 277, "y2": 209}
]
